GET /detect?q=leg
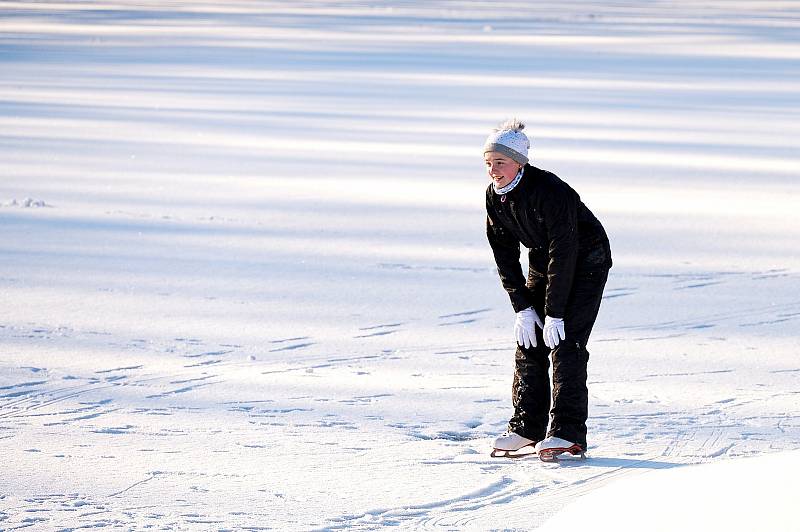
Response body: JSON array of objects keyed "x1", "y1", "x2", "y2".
[
  {"x1": 508, "y1": 334, "x2": 551, "y2": 442},
  {"x1": 549, "y1": 269, "x2": 609, "y2": 449}
]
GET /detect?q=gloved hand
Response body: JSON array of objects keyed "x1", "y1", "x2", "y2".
[
  {"x1": 543, "y1": 316, "x2": 565, "y2": 349},
  {"x1": 514, "y1": 307, "x2": 543, "y2": 349}
]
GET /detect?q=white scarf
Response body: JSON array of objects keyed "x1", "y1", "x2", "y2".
[{"x1": 493, "y1": 168, "x2": 523, "y2": 195}]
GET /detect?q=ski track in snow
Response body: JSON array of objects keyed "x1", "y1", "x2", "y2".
[{"x1": 2, "y1": 0, "x2": 800, "y2": 529}]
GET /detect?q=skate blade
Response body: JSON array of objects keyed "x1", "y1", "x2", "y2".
[
  {"x1": 491, "y1": 445, "x2": 537, "y2": 459},
  {"x1": 538, "y1": 446, "x2": 586, "y2": 463}
]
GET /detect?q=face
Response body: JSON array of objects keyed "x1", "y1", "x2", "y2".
[{"x1": 484, "y1": 152, "x2": 522, "y2": 188}]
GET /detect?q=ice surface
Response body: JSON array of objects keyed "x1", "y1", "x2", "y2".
[{"x1": 1, "y1": 1, "x2": 799, "y2": 529}]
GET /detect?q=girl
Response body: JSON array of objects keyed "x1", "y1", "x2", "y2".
[{"x1": 484, "y1": 119, "x2": 612, "y2": 460}]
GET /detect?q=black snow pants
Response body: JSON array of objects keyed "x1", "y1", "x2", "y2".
[{"x1": 508, "y1": 268, "x2": 609, "y2": 449}]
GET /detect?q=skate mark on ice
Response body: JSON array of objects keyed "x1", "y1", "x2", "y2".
[
  {"x1": 630, "y1": 333, "x2": 687, "y2": 341},
  {"x1": 183, "y1": 359, "x2": 223, "y2": 367},
  {"x1": 0, "y1": 380, "x2": 47, "y2": 392},
  {"x1": 238, "y1": 442, "x2": 268, "y2": 449},
  {"x1": 325, "y1": 477, "x2": 534, "y2": 529},
  {"x1": 339, "y1": 393, "x2": 394, "y2": 405},
  {"x1": 269, "y1": 342, "x2": 314, "y2": 352},
  {"x1": 29, "y1": 395, "x2": 118, "y2": 423},
  {"x1": 270, "y1": 336, "x2": 310, "y2": 344},
  {"x1": 108, "y1": 471, "x2": 161, "y2": 497},
  {"x1": 30, "y1": 397, "x2": 116, "y2": 425},
  {"x1": 602, "y1": 292, "x2": 633, "y2": 300},
  {"x1": 613, "y1": 300, "x2": 800, "y2": 333},
  {"x1": 169, "y1": 375, "x2": 218, "y2": 385},
  {"x1": 354, "y1": 322, "x2": 403, "y2": 338},
  {"x1": 101, "y1": 374, "x2": 129, "y2": 383},
  {"x1": 56, "y1": 408, "x2": 120, "y2": 423},
  {"x1": 704, "y1": 442, "x2": 735, "y2": 458},
  {"x1": 317, "y1": 418, "x2": 358, "y2": 430},
  {"x1": 438, "y1": 319, "x2": 479, "y2": 326},
  {"x1": 354, "y1": 330, "x2": 396, "y2": 338},
  {"x1": 602, "y1": 286, "x2": 637, "y2": 299},
  {"x1": 0, "y1": 382, "x2": 115, "y2": 420},
  {"x1": 675, "y1": 280, "x2": 723, "y2": 290},
  {"x1": 174, "y1": 337, "x2": 203, "y2": 345},
  {"x1": 182, "y1": 349, "x2": 234, "y2": 359},
  {"x1": 258, "y1": 407, "x2": 312, "y2": 414},
  {"x1": 739, "y1": 313, "x2": 799, "y2": 327},
  {"x1": 438, "y1": 308, "x2": 490, "y2": 326},
  {"x1": 683, "y1": 424, "x2": 737, "y2": 459},
  {"x1": 408, "y1": 430, "x2": 480, "y2": 442},
  {"x1": 145, "y1": 380, "x2": 220, "y2": 399},
  {"x1": 359, "y1": 322, "x2": 404, "y2": 330},
  {"x1": 0, "y1": 380, "x2": 48, "y2": 399},
  {"x1": 434, "y1": 346, "x2": 506, "y2": 355},
  {"x1": 91, "y1": 424, "x2": 135, "y2": 434},
  {"x1": 388, "y1": 421, "x2": 424, "y2": 430},
  {"x1": 260, "y1": 362, "x2": 333, "y2": 375},
  {"x1": 131, "y1": 407, "x2": 174, "y2": 416},
  {"x1": 219, "y1": 399, "x2": 275, "y2": 405},
  {"x1": 642, "y1": 271, "x2": 741, "y2": 282},
  {"x1": 439, "y1": 309, "x2": 490, "y2": 319},
  {"x1": 95, "y1": 365, "x2": 143, "y2": 374},
  {"x1": 751, "y1": 268, "x2": 791, "y2": 280},
  {"x1": 641, "y1": 368, "x2": 734, "y2": 379},
  {"x1": 327, "y1": 354, "x2": 381, "y2": 363},
  {"x1": 377, "y1": 262, "x2": 489, "y2": 273}
]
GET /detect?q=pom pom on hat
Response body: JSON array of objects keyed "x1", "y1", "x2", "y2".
[{"x1": 484, "y1": 118, "x2": 530, "y2": 165}]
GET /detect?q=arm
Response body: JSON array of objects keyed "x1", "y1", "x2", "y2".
[
  {"x1": 542, "y1": 186, "x2": 579, "y2": 319},
  {"x1": 486, "y1": 209, "x2": 532, "y2": 313}
]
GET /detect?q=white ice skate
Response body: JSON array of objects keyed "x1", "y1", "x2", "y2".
[
  {"x1": 534, "y1": 436, "x2": 586, "y2": 462},
  {"x1": 490, "y1": 431, "x2": 537, "y2": 458}
]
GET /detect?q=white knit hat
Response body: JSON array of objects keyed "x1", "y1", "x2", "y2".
[{"x1": 483, "y1": 119, "x2": 530, "y2": 165}]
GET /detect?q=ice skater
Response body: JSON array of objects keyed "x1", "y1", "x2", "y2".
[{"x1": 483, "y1": 119, "x2": 612, "y2": 461}]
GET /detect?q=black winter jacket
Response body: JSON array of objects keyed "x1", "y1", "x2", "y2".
[{"x1": 486, "y1": 164, "x2": 612, "y2": 318}]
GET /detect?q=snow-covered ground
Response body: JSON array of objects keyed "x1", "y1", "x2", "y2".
[
  {"x1": 1, "y1": 1, "x2": 799, "y2": 529},
  {"x1": 539, "y1": 449, "x2": 800, "y2": 532}
]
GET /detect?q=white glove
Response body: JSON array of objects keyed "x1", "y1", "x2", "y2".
[
  {"x1": 543, "y1": 316, "x2": 565, "y2": 349},
  {"x1": 514, "y1": 307, "x2": 543, "y2": 349}
]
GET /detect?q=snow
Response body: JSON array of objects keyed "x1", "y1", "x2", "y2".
[
  {"x1": 1, "y1": 1, "x2": 799, "y2": 530},
  {"x1": 539, "y1": 450, "x2": 800, "y2": 532}
]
